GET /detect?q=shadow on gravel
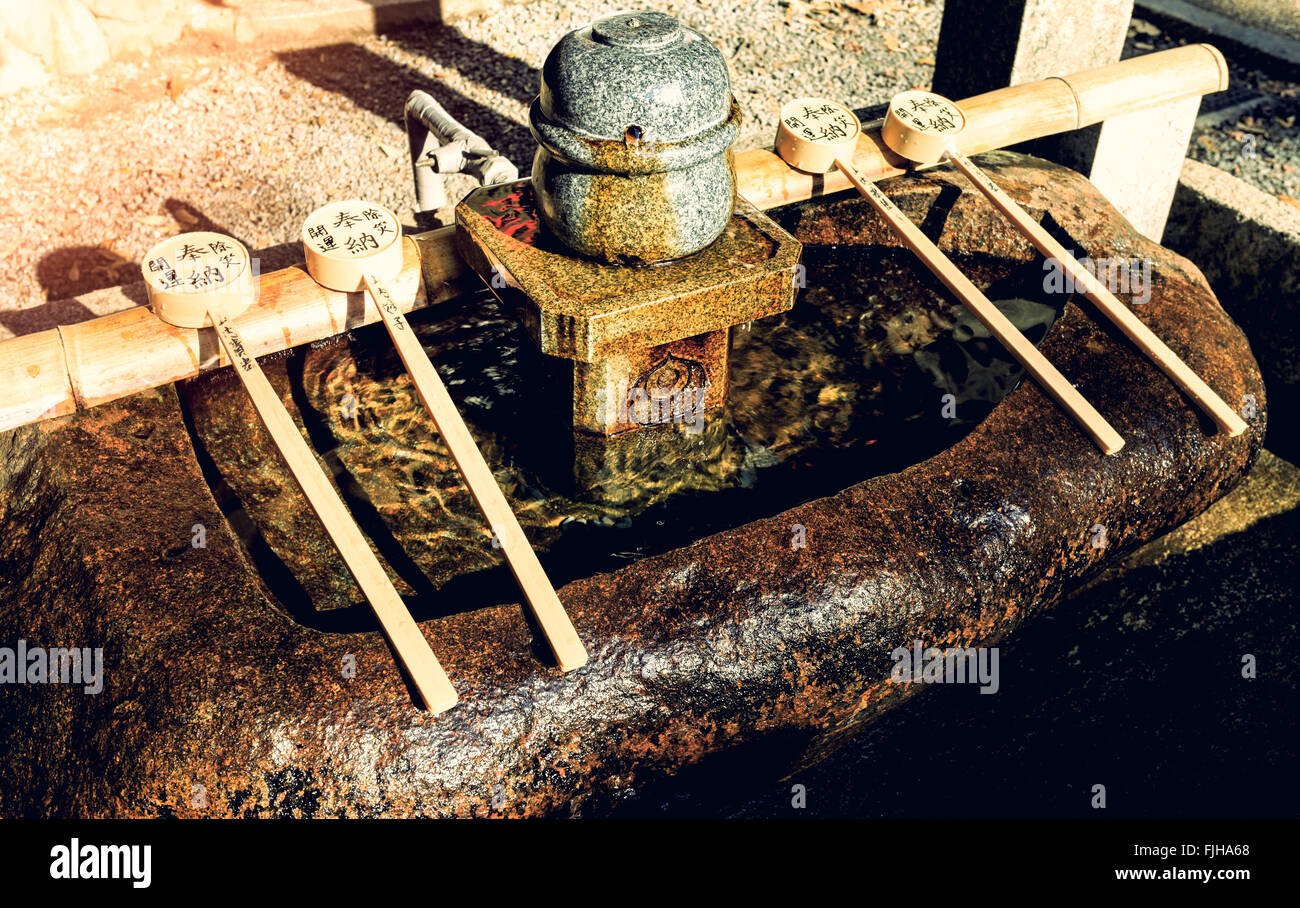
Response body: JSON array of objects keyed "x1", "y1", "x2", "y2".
[
  {"x1": 385, "y1": 22, "x2": 539, "y2": 108},
  {"x1": 0, "y1": 294, "x2": 99, "y2": 337},
  {"x1": 28, "y1": 201, "x2": 227, "y2": 308},
  {"x1": 277, "y1": 35, "x2": 536, "y2": 167},
  {"x1": 31, "y1": 245, "x2": 139, "y2": 310}
]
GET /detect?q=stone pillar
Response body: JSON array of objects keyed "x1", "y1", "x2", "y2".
[
  {"x1": 1052, "y1": 94, "x2": 1202, "y2": 240},
  {"x1": 933, "y1": 0, "x2": 1134, "y2": 98},
  {"x1": 934, "y1": 0, "x2": 1197, "y2": 239}
]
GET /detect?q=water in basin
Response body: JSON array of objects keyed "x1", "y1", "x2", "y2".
[{"x1": 182, "y1": 229, "x2": 1063, "y2": 617}]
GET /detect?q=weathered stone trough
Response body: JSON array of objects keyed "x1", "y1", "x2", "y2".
[{"x1": 0, "y1": 152, "x2": 1263, "y2": 816}]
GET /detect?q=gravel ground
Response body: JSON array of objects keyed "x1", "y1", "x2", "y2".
[
  {"x1": 0, "y1": 1, "x2": 1294, "y2": 341},
  {"x1": 1124, "y1": 14, "x2": 1300, "y2": 204},
  {"x1": 0, "y1": 0, "x2": 942, "y2": 337}
]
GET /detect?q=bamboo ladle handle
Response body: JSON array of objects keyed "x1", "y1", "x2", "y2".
[
  {"x1": 363, "y1": 274, "x2": 588, "y2": 670},
  {"x1": 776, "y1": 100, "x2": 1124, "y2": 455},
  {"x1": 141, "y1": 232, "x2": 459, "y2": 713},
  {"x1": 882, "y1": 90, "x2": 1246, "y2": 437},
  {"x1": 211, "y1": 312, "x2": 459, "y2": 711},
  {"x1": 303, "y1": 202, "x2": 588, "y2": 672},
  {"x1": 942, "y1": 149, "x2": 1246, "y2": 436}
]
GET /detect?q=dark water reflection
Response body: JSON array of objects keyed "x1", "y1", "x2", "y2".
[{"x1": 188, "y1": 241, "x2": 1064, "y2": 611}]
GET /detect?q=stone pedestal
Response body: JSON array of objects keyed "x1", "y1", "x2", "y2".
[
  {"x1": 455, "y1": 180, "x2": 802, "y2": 437},
  {"x1": 1053, "y1": 94, "x2": 1201, "y2": 239}
]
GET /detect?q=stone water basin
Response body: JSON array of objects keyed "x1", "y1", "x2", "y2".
[{"x1": 0, "y1": 152, "x2": 1264, "y2": 816}]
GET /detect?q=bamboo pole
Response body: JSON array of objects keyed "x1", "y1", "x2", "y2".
[
  {"x1": 0, "y1": 329, "x2": 77, "y2": 427},
  {"x1": 53, "y1": 231, "x2": 465, "y2": 411},
  {"x1": 0, "y1": 43, "x2": 1230, "y2": 434},
  {"x1": 736, "y1": 43, "x2": 1227, "y2": 208}
]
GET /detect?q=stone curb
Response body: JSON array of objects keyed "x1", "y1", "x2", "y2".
[{"x1": 1137, "y1": 0, "x2": 1300, "y2": 69}]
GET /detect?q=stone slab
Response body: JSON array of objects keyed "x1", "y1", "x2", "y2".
[{"x1": 1164, "y1": 157, "x2": 1300, "y2": 460}]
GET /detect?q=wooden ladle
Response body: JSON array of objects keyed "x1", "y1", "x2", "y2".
[
  {"x1": 881, "y1": 89, "x2": 1246, "y2": 438},
  {"x1": 301, "y1": 201, "x2": 588, "y2": 673},
  {"x1": 142, "y1": 231, "x2": 459, "y2": 713},
  {"x1": 776, "y1": 98, "x2": 1125, "y2": 455}
]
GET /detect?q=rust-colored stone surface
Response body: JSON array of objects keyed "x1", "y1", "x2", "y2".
[
  {"x1": 571, "y1": 328, "x2": 730, "y2": 436},
  {"x1": 0, "y1": 152, "x2": 1265, "y2": 817}
]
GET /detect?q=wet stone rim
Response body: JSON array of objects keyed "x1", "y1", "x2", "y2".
[{"x1": 0, "y1": 153, "x2": 1265, "y2": 818}]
